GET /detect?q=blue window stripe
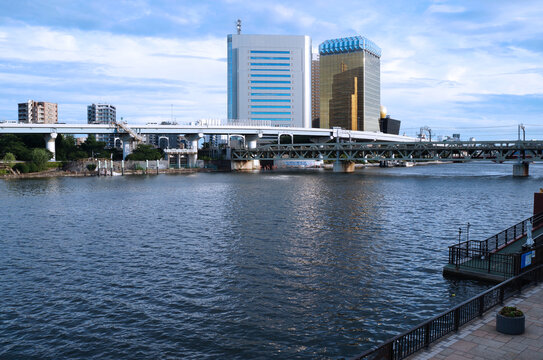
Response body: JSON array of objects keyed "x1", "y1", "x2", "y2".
[
  {"x1": 250, "y1": 63, "x2": 290, "y2": 66},
  {"x1": 250, "y1": 99, "x2": 291, "y2": 102},
  {"x1": 250, "y1": 50, "x2": 290, "y2": 54},
  {"x1": 251, "y1": 111, "x2": 292, "y2": 114},
  {"x1": 250, "y1": 80, "x2": 291, "y2": 84},
  {"x1": 250, "y1": 87, "x2": 291, "y2": 90},
  {"x1": 250, "y1": 56, "x2": 290, "y2": 60},
  {"x1": 251, "y1": 105, "x2": 291, "y2": 108},
  {"x1": 251, "y1": 93, "x2": 291, "y2": 96},
  {"x1": 250, "y1": 69, "x2": 289, "y2": 72},
  {"x1": 252, "y1": 119, "x2": 291, "y2": 121},
  {"x1": 250, "y1": 74, "x2": 291, "y2": 78}
]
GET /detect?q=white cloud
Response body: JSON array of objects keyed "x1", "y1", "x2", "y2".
[{"x1": 0, "y1": 24, "x2": 227, "y2": 124}]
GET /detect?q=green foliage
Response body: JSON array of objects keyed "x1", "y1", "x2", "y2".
[
  {"x1": 87, "y1": 163, "x2": 97, "y2": 171},
  {"x1": 0, "y1": 134, "x2": 32, "y2": 160},
  {"x1": 13, "y1": 163, "x2": 29, "y2": 173},
  {"x1": 80, "y1": 135, "x2": 108, "y2": 158},
  {"x1": 2, "y1": 152, "x2": 15, "y2": 167},
  {"x1": 500, "y1": 306, "x2": 524, "y2": 317},
  {"x1": 46, "y1": 162, "x2": 62, "y2": 169},
  {"x1": 125, "y1": 144, "x2": 163, "y2": 161},
  {"x1": 30, "y1": 148, "x2": 51, "y2": 171},
  {"x1": 28, "y1": 163, "x2": 39, "y2": 173}
]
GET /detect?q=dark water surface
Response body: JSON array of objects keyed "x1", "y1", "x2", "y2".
[{"x1": 2, "y1": 163, "x2": 543, "y2": 359}]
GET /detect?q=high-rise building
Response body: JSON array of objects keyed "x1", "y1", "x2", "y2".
[
  {"x1": 319, "y1": 36, "x2": 381, "y2": 131},
  {"x1": 18, "y1": 101, "x2": 58, "y2": 124},
  {"x1": 87, "y1": 103, "x2": 116, "y2": 124},
  {"x1": 311, "y1": 54, "x2": 320, "y2": 128},
  {"x1": 87, "y1": 104, "x2": 117, "y2": 148},
  {"x1": 227, "y1": 33, "x2": 311, "y2": 128}
]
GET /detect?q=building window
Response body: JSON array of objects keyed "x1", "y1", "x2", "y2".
[
  {"x1": 250, "y1": 50, "x2": 290, "y2": 54},
  {"x1": 250, "y1": 80, "x2": 291, "y2": 84}
]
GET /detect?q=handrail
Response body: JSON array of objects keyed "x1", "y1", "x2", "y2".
[
  {"x1": 352, "y1": 264, "x2": 543, "y2": 360},
  {"x1": 449, "y1": 211, "x2": 543, "y2": 254},
  {"x1": 448, "y1": 212, "x2": 543, "y2": 276}
]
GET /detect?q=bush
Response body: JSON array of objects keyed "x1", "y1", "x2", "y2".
[
  {"x1": 87, "y1": 163, "x2": 97, "y2": 171},
  {"x1": 30, "y1": 148, "x2": 51, "y2": 171},
  {"x1": 499, "y1": 306, "x2": 524, "y2": 317},
  {"x1": 2, "y1": 152, "x2": 15, "y2": 167},
  {"x1": 28, "y1": 163, "x2": 39, "y2": 173},
  {"x1": 13, "y1": 162, "x2": 29, "y2": 173}
]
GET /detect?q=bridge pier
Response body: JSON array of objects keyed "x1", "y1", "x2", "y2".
[
  {"x1": 231, "y1": 160, "x2": 260, "y2": 171},
  {"x1": 44, "y1": 133, "x2": 57, "y2": 161},
  {"x1": 513, "y1": 162, "x2": 530, "y2": 177},
  {"x1": 122, "y1": 136, "x2": 134, "y2": 160},
  {"x1": 333, "y1": 160, "x2": 355, "y2": 173},
  {"x1": 246, "y1": 134, "x2": 262, "y2": 150},
  {"x1": 185, "y1": 133, "x2": 203, "y2": 167}
]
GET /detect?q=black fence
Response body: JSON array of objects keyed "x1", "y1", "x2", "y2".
[
  {"x1": 353, "y1": 264, "x2": 543, "y2": 360},
  {"x1": 447, "y1": 212, "x2": 543, "y2": 277}
]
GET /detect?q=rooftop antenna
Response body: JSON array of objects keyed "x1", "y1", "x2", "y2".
[{"x1": 236, "y1": 19, "x2": 242, "y2": 35}]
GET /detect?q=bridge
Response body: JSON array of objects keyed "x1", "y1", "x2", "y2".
[
  {"x1": 1, "y1": 122, "x2": 539, "y2": 176},
  {"x1": 0, "y1": 122, "x2": 414, "y2": 163},
  {"x1": 231, "y1": 140, "x2": 543, "y2": 175}
]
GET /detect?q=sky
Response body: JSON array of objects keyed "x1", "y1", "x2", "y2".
[{"x1": 0, "y1": 0, "x2": 542, "y2": 140}]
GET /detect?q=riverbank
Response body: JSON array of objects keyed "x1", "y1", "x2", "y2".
[{"x1": 0, "y1": 167, "x2": 205, "y2": 179}]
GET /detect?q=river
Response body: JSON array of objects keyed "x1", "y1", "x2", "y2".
[{"x1": 1, "y1": 162, "x2": 542, "y2": 359}]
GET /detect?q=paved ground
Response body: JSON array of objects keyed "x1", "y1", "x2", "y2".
[{"x1": 410, "y1": 283, "x2": 543, "y2": 360}]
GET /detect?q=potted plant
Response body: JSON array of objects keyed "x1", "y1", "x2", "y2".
[{"x1": 496, "y1": 306, "x2": 525, "y2": 335}]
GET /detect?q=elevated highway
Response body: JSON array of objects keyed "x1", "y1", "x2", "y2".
[{"x1": 0, "y1": 122, "x2": 414, "y2": 162}]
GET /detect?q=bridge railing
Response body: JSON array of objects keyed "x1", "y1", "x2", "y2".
[{"x1": 352, "y1": 264, "x2": 543, "y2": 360}]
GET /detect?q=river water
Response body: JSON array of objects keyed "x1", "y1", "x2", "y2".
[{"x1": 1, "y1": 163, "x2": 542, "y2": 359}]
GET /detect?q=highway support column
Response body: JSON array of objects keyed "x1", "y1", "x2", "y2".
[
  {"x1": 122, "y1": 136, "x2": 133, "y2": 160},
  {"x1": 185, "y1": 133, "x2": 203, "y2": 168},
  {"x1": 44, "y1": 133, "x2": 57, "y2": 161}
]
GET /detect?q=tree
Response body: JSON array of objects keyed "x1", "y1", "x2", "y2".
[
  {"x1": 30, "y1": 148, "x2": 51, "y2": 171},
  {"x1": 0, "y1": 134, "x2": 32, "y2": 161},
  {"x1": 125, "y1": 144, "x2": 163, "y2": 161},
  {"x1": 80, "y1": 134, "x2": 108, "y2": 158},
  {"x1": 2, "y1": 152, "x2": 15, "y2": 168}
]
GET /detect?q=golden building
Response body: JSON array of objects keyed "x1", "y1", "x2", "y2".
[{"x1": 319, "y1": 36, "x2": 381, "y2": 131}]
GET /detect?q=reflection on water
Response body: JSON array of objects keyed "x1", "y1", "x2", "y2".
[{"x1": 0, "y1": 162, "x2": 541, "y2": 359}]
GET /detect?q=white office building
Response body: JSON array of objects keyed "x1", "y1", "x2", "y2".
[
  {"x1": 87, "y1": 103, "x2": 117, "y2": 148},
  {"x1": 227, "y1": 34, "x2": 311, "y2": 128}
]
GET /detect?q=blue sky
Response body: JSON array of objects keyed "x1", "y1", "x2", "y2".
[{"x1": 1, "y1": 0, "x2": 542, "y2": 140}]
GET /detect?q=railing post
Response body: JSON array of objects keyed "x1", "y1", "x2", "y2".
[
  {"x1": 505, "y1": 230, "x2": 508, "y2": 244},
  {"x1": 455, "y1": 247, "x2": 459, "y2": 269},
  {"x1": 387, "y1": 341, "x2": 393, "y2": 360},
  {"x1": 479, "y1": 295, "x2": 485, "y2": 317},
  {"x1": 499, "y1": 287, "x2": 504, "y2": 305},
  {"x1": 514, "y1": 224, "x2": 517, "y2": 239},
  {"x1": 425, "y1": 323, "x2": 431, "y2": 349},
  {"x1": 487, "y1": 252, "x2": 492, "y2": 273},
  {"x1": 495, "y1": 234, "x2": 498, "y2": 250},
  {"x1": 454, "y1": 308, "x2": 460, "y2": 332}
]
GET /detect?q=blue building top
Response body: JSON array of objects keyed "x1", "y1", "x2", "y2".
[{"x1": 319, "y1": 36, "x2": 381, "y2": 58}]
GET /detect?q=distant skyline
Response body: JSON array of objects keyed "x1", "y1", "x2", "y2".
[{"x1": 1, "y1": 0, "x2": 542, "y2": 140}]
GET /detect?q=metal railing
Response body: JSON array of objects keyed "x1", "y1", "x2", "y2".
[
  {"x1": 448, "y1": 212, "x2": 543, "y2": 276},
  {"x1": 353, "y1": 264, "x2": 543, "y2": 360}
]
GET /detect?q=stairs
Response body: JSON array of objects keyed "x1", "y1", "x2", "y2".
[{"x1": 115, "y1": 122, "x2": 143, "y2": 143}]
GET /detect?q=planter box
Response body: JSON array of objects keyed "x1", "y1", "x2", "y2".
[{"x1": 496, "y1": 313, "x2": 525, "y2": 335}]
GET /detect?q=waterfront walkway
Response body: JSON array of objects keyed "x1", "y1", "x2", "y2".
[{"x1": 410, "y1": 283, "x2": 543, "y2": 360}]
